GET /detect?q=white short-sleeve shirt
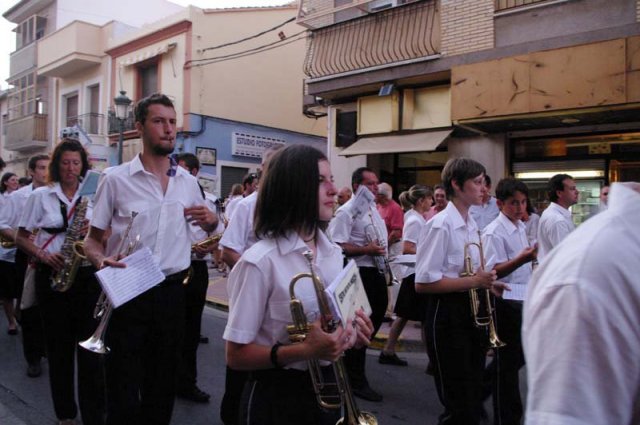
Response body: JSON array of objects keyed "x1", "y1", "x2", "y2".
[
  {"x1": 537, "y1": 202, "x2": 575, "y2": 262},
  {"x1": 19, "y1": 183, "x2": 92, "y2": 255},
  {"x1": 523, "y1": 183, "x2": 640, "y2": 425},
  {"x1": 415, "y1": 201, "x2": 481, "y2": 285},
  {"x1": 223, "y1": 230, "x2": 343, "y2": 371},
  {"x1": 328, "y1": 198, "x2": 387, "y2": 268},
  {"x1": 219, "y1": 191, "x2": 258, "y2": 256},
  {"x1": 482, "y1": 212, "x2": 532, "y2": 286},
  {"x1": 469, "y1": 196, "x2": 500, "y2": 231},
  {"x1": 401, "y1": 209, "x2": 426, "y2": 276},
  {"x1": 90, "y1": 154, "x2": 205, "y2": 276}
]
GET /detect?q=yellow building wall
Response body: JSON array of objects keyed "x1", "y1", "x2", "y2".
[{"x1": 188, "y1": 7, "x2": 326, "y2": 137}]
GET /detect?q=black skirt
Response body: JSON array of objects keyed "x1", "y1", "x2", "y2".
[
  {"x1": 393, "y1": 273, "x2": 429, "y2": 322},
  {"x1": 0, "y1": 260, "x2": 18, "y2": 299}
]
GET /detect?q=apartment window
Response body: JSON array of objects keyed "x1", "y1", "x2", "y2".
[
  {"x1": 65, "y1": 94, "x2": 79, "y2": 128},
  {"x1": 8, "y1": 72, "x2": 37, "y2": 120},
  {"x1": 15, "y1": 15, "x2": 47, "y2": 50},
  {"x1": 138, "y1": 62, "x2": 158, "y2": 99},
  {"x1": 86, "y1": 84, "x2": 100, "y2": 134}
]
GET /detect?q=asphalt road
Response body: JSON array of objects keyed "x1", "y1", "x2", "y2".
[{"x1": 0, "y1": 305, "x2": 447, "y2": 425}]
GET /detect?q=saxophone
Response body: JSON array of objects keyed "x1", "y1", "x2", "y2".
[{"x1": 51, "y1": 196, "x2": 89, "y2": 292}]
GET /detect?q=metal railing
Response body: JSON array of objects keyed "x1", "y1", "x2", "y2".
[
  {"x1": 66, "y1": 113, "x2": 106, "y2": 135},
  {"x1": 107, "y1": 108, "x2": 136, "y2": 134},
  {"x1": 303, "y1": 0, "x2": 439, "y2": 79}
]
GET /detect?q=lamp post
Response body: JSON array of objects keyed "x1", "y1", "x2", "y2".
[{"x1": 114, "y1": 90, "x2": 132, "y2": 165}]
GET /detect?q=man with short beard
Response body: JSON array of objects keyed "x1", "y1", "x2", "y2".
[{"x1": 84, "y1": 93, "x2": 218, "y2": 425}]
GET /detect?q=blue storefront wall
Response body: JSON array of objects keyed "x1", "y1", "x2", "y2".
[{"x1": 176, "y1": 114, "x2": 327, "y2": 197}]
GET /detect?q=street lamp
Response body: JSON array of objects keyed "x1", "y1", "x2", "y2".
[{"x1": 114, "y1": 90, "x2": 132, "y2": 165}]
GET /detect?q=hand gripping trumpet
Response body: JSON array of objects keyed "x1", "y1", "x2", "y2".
[
  {"x1": 364, "y1": 211, "x2": 400, "y2": 286},
  {"x1": 79, "y1": 212, "x2": 139, "y2": 354},
  {"x1": 287, "y1": 251, "x2": 377, "y2": 425},
  {"x1": 182, "y1": 233, "x2": 223, "y2": 285},
  {"x1": 460, "y1": 231, "x2": 505, "y2": 349}
]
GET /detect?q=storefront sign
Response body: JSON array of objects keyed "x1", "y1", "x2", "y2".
[{"x1": 232, "y1": 132, "x2": 286, "y2": 158}]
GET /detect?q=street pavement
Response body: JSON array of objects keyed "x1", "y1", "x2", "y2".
[{"x1": 0, "y1": 266, "x2": 511, "y2": 424}]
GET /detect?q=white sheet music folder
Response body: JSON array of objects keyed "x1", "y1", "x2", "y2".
[
  {"x1": 325, "y1": 260, "x2": 372, "y2": 328},
  {"x1": 94, "y1": 247, "x2": 165, "y2": 308}
]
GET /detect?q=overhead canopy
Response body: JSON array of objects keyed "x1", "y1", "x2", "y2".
[
  {"x1": 120, "y1": 42, "x2": 177, "y2": 67},
  {"x1": 339, "y1": 129, "x2": 451, "y2": 157}
]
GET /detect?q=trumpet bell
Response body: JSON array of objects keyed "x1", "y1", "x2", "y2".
[
  {"x1": 336, "y1": 411, "x2": 378, "y2": 425},
  {"x1": 78, "y1": 336, "x2": 110, "y2": 354}
]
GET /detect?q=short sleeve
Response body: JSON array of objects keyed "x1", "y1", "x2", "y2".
[
  {"x1": 89, "y1": 174, "x2": 115, "y2": 231},
  {"x1": 482, "y1": 231, "x2": 508, "y2": 271},
  {"x1": 220, "y1": 200, "x2": 252, "y2": 255},
  {"x1": 18, "y1": 191, "x2": 44, "y2": 232},
  {"x1": 415, "y1": 221, "x2": 449, "y2": 284},
  {"x1": 328, "y1": 208, "x2": 353, "y2": 244}
]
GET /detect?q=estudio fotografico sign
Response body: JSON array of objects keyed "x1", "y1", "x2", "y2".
[{"x1": 232, "y1": 132, "x2": 286, "y2": 158}]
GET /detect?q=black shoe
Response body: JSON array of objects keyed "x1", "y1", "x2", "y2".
[
  {"x1": 378, "y1": 352, "x2": 408, "y2": 366},
  {"x1": 177, "y1": 385, "x2": 211, "y2": 403},
  {"x1": 27, "y1": 362, "x2": 42, "y2": 378},
  {"x1": 352, "y1": 385, "x2": 383, "y2": 402},
  {"x1": 199, "y1": 335, "x2": 209, "y2": 344}
]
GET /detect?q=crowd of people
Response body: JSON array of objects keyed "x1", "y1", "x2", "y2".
[{"x1": 0, "y1": 91, "x2": 638, "y2": 425}]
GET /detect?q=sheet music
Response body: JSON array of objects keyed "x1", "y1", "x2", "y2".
[
  {"x1": 325, "y1": 260, "x2": 372, "y2": 328},
  {"x1": 77, "y1": 170, "x2": 101, "y2": 199},
  {"x1": 350, "y1": 185, "x2": 375, "y2": 219},
  {"x1": 503, "y1": 283, "x2": 527, "y2": 301},
  {"x1": 94, "y1": 247, "x2": 165, "y2": 308}
]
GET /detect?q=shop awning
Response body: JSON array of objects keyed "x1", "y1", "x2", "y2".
[
  {"x1": 120, "y1": 42, "x2": 177, "y2": 67},
  {"x1": 338, "y1": 129, "x2": 451, "y2": 157}
]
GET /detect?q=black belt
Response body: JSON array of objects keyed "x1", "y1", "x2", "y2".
[{"x1": 160, "y1": 269, "x2": 189, "y2": 286}]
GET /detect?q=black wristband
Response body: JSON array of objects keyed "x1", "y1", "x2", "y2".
[{"x1": 270, "y1": 342, "x2": 283, "y2": 369}]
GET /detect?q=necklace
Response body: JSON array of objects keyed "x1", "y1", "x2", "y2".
[{"x1": 302, "y1": 231, "x2": 316, "y2": 243}]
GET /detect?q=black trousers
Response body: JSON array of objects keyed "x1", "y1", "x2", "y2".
[
  {"x1": 15, "y1": 249, "x2": 46, "y2": 365},
  {"x1": 35, "y1": 264, "x2": 105, "y2": 425},
  {"x1": 343, "y1": 266, "x2": 388, "y2": 389},
  {"x1": 105, "y1": 273, "x2": 186, "y2": 425},
  {"x1": 178, "y1": 260, "x2": 209, "y2": 389},
  {"x1": 491, "y1": 299, "x2": 525, "y2": 425},
  {"x1": 239, "y1": 367, "x2": 340, "y2": 425},
  {"x1": 424, "y1": 292, "x2": 488, "y2": 425},
  {"x1": 221, "y1": 367, "x2": 249, "y2": 425}
]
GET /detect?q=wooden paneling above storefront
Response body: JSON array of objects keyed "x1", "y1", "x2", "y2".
[{"x1": 451, "y1": 37, "x2": 640, "y2": 121}]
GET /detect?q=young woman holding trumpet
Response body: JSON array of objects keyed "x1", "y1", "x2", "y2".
[
  {"x1": 223, "y1": 144, "x2": 374, "y2": 425},
  {"x1": 414, "y1": 158, "x2": 509, "y2": 425}
]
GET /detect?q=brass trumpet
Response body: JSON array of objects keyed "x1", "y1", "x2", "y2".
[
  {"x1": 460, "y1": 231, "x2": 505, "y2": 349},
  {"x1": 79, "y1": 212, "x2": 139, "y2": 354},
  {"x1": 287, "y1": 251, "x2": 377, "y2": 425},
  {"x1": 182, "y1": 233, "x2": 223, "y2": 285}
]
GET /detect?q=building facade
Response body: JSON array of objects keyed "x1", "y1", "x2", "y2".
[
  {"x1": 1, "y1": 0, "x2": 184, "y2": 174},
  {"x1": 298, "y1": 0, "x2": 640, "y2": 224},
  {"x1": 106, "y1": 5, "x2": 327, "y2": 197}
]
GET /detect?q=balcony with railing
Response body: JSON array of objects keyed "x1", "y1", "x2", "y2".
[
  {"x1": 37, "y1": 21, "x2": 103, "y2": 78},
  {"x1": 301, "y1": 0, "x2": 440, "y2": 80},
  {"x1": 66, "y1": 113, "x2": 107, "y2": 135},
  {"x1": 5, "y1": 114, "x2": 48, "y2": 152},
  {"x1": 9, "y1": 42, "x2": 37, "y2": 78},
  {"x1": 107, "y1": 108, "x2": 136, "y2": 135}
]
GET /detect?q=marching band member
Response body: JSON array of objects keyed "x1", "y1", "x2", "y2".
[
  {"x1": 0, "y1": 154, "x2": 49, "y2": 377},
  {"x1": 219, "y1": 143, "x2": 282, "y2": 425},
  {"x1": 83, "y1": 93, "x2": 217, "y2": 425},
  {"x1": 175, "y1": 152, "x2": 221, "y2": 403},
  {"x1": 223, "y1": 144, "x2": 373, "y2": 424},
  {"x1": 328, "y1": 167, "x2": 388, "y2": 402},
  {"x1": 482, "y1": 177, "x2": 537, "y2": 425},
  {"x1": 379, "y1": 184, "x2": 433, "y2": 366},
  {"x1": 415, "y1": 158, "x2": 508, "y2": 425},
  {"x1": 16, "y1": 139, "x2": 104, "y2": 425}
]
